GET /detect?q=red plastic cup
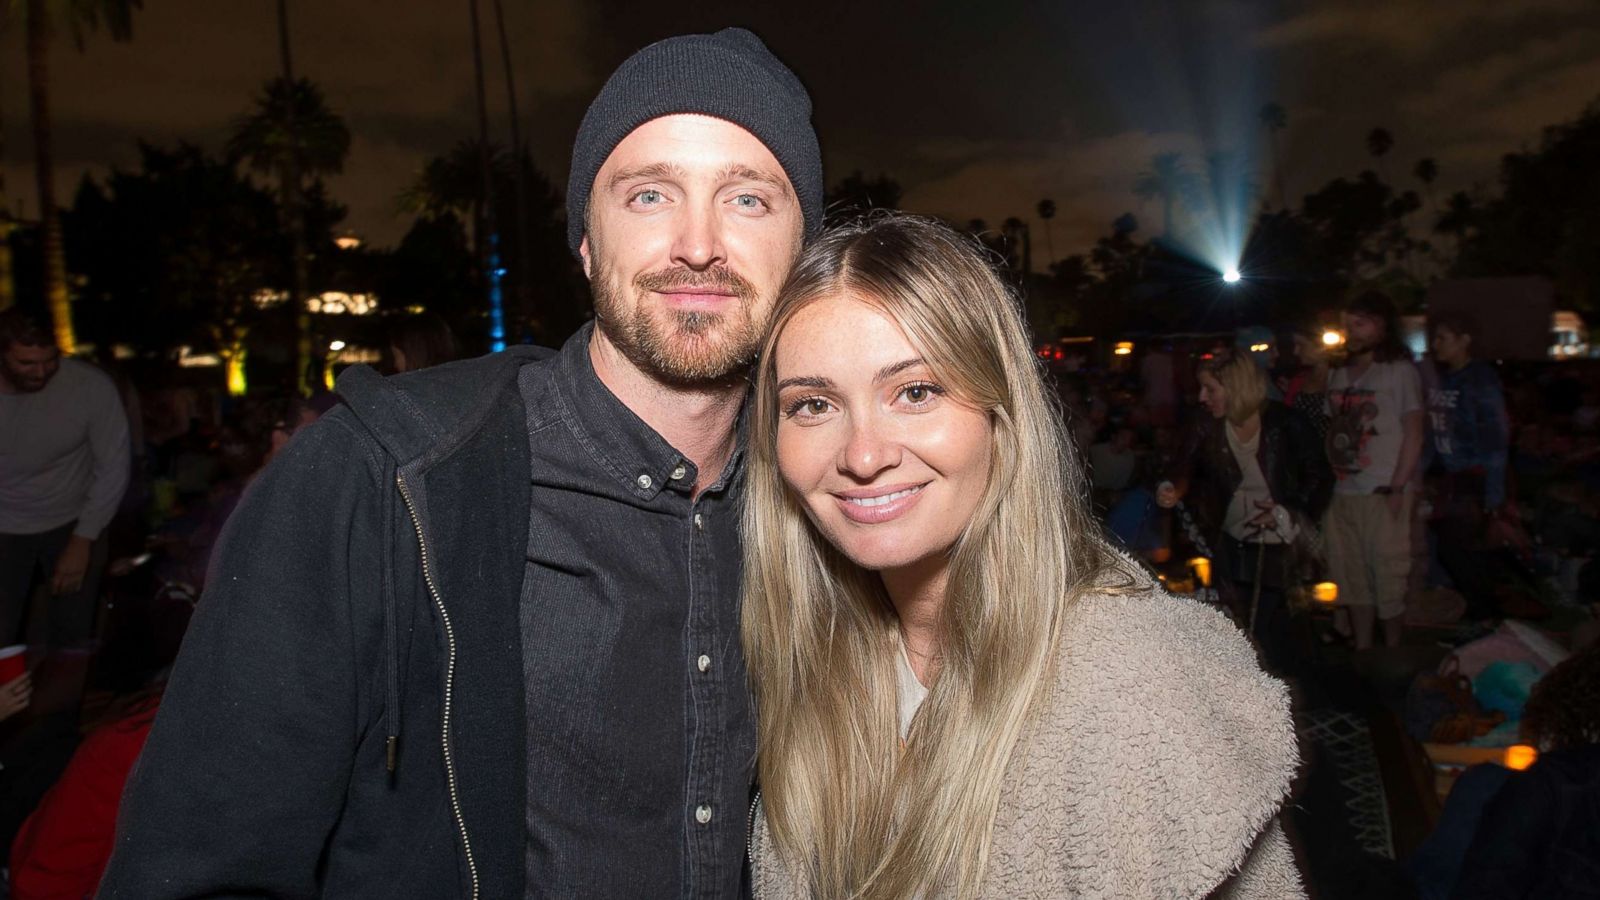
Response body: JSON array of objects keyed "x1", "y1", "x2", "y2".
[{"x1": 0, "y1": 645, "x2": 26, "y2": 684}]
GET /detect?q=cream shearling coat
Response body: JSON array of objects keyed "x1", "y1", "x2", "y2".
[{"x1": 749, "y1": 565, "x2": 1306, "y2": 899}]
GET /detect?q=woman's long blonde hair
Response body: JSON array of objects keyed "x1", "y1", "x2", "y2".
[{"x1": 743, "y1": 214, "x2": 1123, "y2": 899}]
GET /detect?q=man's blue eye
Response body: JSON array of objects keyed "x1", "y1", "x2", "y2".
[{"x1": 636, "y1": 190, "x2": 663, "y2": 205}]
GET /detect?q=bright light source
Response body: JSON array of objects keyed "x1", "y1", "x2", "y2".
[
  {"x1": 1113, "y1": 341, "x2": 1134, "y2": 356},
  {"x1": 1313, "y1": 582, "x2": 1339, "y2": 604},
  {"x1": 1322, "y1": 330, "x2": 1344, "y2": 347},
  {"x1": 1250, "y1": 343, "x2": 1270, "y2": 353},
  {"x1": 1222, "y1": 268, "x2": 1242, "y2": 284},
  {"x1": 328, "y1": 340, "x2": 347, "y2": 352},
  {"x1": 1504, "y1": 744, "x2": 1539, "y2": 771}
]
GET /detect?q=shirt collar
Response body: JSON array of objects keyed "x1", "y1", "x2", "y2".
[{"x1": 550, "y1": 321, "x2": 746, "y2": 500}]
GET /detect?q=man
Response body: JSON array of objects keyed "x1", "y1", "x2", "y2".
[
  {"x1": 1426, "y1": 312, "x2": 1512, "y2": 623},
  {"x1": 102, "y1": 28, "x2": 822, "y2": 898},
  {"x1": 1324, "y1": 291, "x2": 1424, "y2": 648},
  {"x1": 0, "y1": 309, "x2": 130, "y2": 650}
]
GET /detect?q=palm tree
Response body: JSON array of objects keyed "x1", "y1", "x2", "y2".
[
  {"x1": 1434, "y1": 189, "x2": 1477, "y2": 261},
  {"x1": 227, "y1": 72, "x2": 351, "y2": 395},
  {"x1": 1413, "y1": 157, "x2": 1439, "y2": 216},
  {"x1": 1001, "y1": 216, "x2": 1031, "y2": 276},
  {"x1": 1366, "y1": 127, "x2": 1395, "y2": 182},
  {"x1": 1259, "y1": 102, "x2": 1289, "y2": 210},
  {"x1": 492, "y1": 0, "x2": 532, "y2": 334},
  {"x1": 1036, "y1": 198, "x2": 1057, "y2": 266},
  {"x1": 400, "y1": 140, "x2": 513, "y2": 223},
  {"x1": 1133, "y1": 152, "x2": 1188, "y2": 239},
  {"x1": 20, "y1": 0, "x2": 143, "y2": 352},
  {"x1": 467, "y1": 0, "x2": 504, "y2": 350}
]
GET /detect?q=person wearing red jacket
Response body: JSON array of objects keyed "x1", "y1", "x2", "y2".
[{"x1": 8, "y1": 698, "x2": 158, "y2": 899}]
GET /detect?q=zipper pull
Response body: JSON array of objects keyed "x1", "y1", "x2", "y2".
[{"x1": 387, "y1": 736, "x2": 398, "y2": 773}]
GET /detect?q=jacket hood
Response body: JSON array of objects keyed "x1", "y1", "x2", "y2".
[{"x1": 334, "y1": 345, "x2": 555, "y2": 467}]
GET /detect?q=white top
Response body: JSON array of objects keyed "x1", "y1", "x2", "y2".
[
  {"x1": 1326, "y1": 359, "x2": 1422, "y2": 494},
  {"x1": 0, "y1": 358, "x2": 131, "y2": 537},
  {"x1": 896, "y1": 640, "x2": 929, "y2": 740},
  {"x1": 1223, "y1": 423, "x2": 1290, "y2": 544}
]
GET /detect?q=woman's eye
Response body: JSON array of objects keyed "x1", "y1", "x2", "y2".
[
  {"x1": 783, "y1": 396, "x2": 834, "y2": 419},
  {"x1": 899, "y1": 382, "x2": 943, "y2": 406}
]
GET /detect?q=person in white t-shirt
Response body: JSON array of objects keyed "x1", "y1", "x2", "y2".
[{"x1": 1324, "y1": 291, "x2": 1424, "y2": 649}]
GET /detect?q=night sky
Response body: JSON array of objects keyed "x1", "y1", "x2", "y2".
[{"x1": 2, "y1": 0, "x2": 1597, "y2": 261}]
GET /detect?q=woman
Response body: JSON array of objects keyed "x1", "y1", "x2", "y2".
[
  {"x1": 743, "y1": 215, "x2": 1301, "y2": 899},
  {"x1": 1164, "y1": 353, "x2": 1332, "y2": 673},
  {"x1": 1284, "y1": 322, "x2": 1331, "y2": 438}
]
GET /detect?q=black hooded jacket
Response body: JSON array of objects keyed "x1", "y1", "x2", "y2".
[{"x1": 101, "y1": 346, "x2": 553, "y2": 898}]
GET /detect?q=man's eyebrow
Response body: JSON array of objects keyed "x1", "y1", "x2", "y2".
[
  {"x1": 776, "y1": 375, "x2": 832, "y2": 391},
  {"x1": 606, "y1": 162, "x2": 687, "y2": 192},
  {"x1": 874, "y1": 358, "x2": 926, "y2": 383},
  {"x1": 718, "y1": 164, "x2": 793, "y2": 198}
]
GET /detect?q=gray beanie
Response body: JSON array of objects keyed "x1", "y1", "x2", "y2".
[{"x1": 565, "y1": 27, "x2": 823, "y2": 258}]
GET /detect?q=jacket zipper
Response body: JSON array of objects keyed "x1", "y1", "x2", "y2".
[
  {"x1": 746, "y1": 789, "x2": 762, "y2": 893},
  {"x1": 397, "y1": 473, "x2": 480, "y2": 900}
]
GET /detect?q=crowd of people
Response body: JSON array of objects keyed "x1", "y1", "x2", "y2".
[{"x1": 0, "y1": 307, "x2": 458, "y2": 896}]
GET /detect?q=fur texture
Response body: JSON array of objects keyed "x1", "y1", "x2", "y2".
[{"x1": 751, "y1": 562, "x2": 1304, "y2": 899}]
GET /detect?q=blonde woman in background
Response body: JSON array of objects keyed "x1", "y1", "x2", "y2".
[{"x1": 742, "y1": 215, "x2": 1303, "y2": 900}]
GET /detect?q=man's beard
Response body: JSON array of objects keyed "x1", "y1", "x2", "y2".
[
  {"x1": 1, "y1": 362, "x2": 51, "y2": 393},
  {"x1": 591, "y1": 260, "x2": 763, "y2": 386}
]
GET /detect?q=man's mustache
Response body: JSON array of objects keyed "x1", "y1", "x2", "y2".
[{"x1": 636, "y1": 266, "x2": 755, "y2": 301}]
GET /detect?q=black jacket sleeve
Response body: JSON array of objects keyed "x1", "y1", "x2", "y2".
[
  {"x1": 1279, "y1": 405, "x2": 1334, "y2": 521},
  {"x1": 99, "y1": 411, "x2": 386, "y2": 898}
]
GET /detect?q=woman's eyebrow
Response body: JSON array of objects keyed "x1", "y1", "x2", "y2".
[
  {"x1": 777, "y1": 375, "x2": 833, "y2": 391},
  {"x1": 874, "y1": 358, "x2": 926, "y2": 383}
]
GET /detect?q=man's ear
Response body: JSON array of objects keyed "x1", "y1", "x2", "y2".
[{"x1": 579, "y1": 235, "x2": 593, "y2": 280}]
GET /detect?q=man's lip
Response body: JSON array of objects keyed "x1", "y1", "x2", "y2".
[{"x1": 657, "y1": 288, "x2": 738, "y2": 297}]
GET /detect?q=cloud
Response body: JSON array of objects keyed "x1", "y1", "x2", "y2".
[
  {"x1": 1398, "y1": 30, "x2": 1600, "y2": 172},
  {"x1": 1254, "y1": 0, "x2": 1591, "y2": 52},
  {"x1": 0, "y1": 0, "x2": 595, "y2": 244},
  {"x1": 896, "y1": 130, "x2": 1222, "y2": 266}
]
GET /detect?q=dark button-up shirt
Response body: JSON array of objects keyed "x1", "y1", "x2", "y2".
[{"x1": 517, "y1": 323, "x2": 754, "y2": 899}]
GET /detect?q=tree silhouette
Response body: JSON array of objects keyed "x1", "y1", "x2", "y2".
[
  {"x1": 1450, "y1": 100, "x2": 1600, "y2": 311},
  {"x1": 491, "y1": 0, "x2": 533, "y2": 331},
  {"x1": 1001, "y1": 216, "x2": 1031, "y2": 276},
  {"x1": 400, "y1": 141, "x2": 580, "y2": 343},
  {"x1": 1259, "y1": 102, "x2": 1289, "y2": 210},
  {"x1": 18, "y1": 0, "x2": 144, "y2": 352},
  {"x1": 1366, "y1": 127, "x2": 1395, "y2": 182},
  {"x1": 824, "y1": 171, "x2": 902, "y2": 224},
  {"x1": 1434, "y1": 190, "x2": 1476, "y2": 245},
  {"x1": 63, "y1": 144, "x2": 284, "y2": 390},
  {"x1": 229, "y1": 74, "x2": 350, "y2": 394},
  {"x1": 1036, "y1": 198, "x2": 1057, "y2": 265},
  {"x1": 1133, "y1": 153, "x2": 1189, "y2": 239},
  {"x1": 1413, "y1": 157, "x2": 1439, "y2": 215}
]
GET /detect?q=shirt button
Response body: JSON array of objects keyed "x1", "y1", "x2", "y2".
[
  {"x1": 671, "y1": 464, "x2": 688, "y2": 481},
  {"x1": 693, "y1": 513, "x2": 703, "y2": 530},
  {"x1": 636, "y1": 474, "x2": 653, "y2": 490},
  {"x1": 695, "y1": 804, "x2": 713, "y2": 825},
  {"x1": 697, "y1": 654, "x2": 711, "y2": 672}
]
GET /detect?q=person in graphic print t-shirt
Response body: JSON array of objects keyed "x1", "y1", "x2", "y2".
[{"x1": 1324, "y1": 291, "x2": 1423, "y2": 649}]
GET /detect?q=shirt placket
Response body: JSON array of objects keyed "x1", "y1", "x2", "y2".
[{"x1": 684, "y1": 492, "x2": 725, "y2": 899}]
